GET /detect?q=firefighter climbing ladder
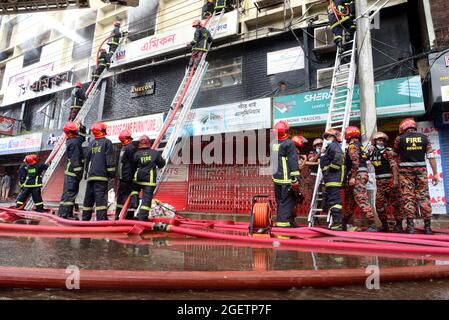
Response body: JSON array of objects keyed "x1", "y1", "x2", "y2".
[
  {"x1": 307, "y1": 1, "x2": 389, "y2": 227},
  {"x1": 24, "y1": 36, "x2": 127, "y2": 211}
]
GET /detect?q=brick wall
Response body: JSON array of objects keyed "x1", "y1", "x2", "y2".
[{"x1": 430, "y1": 0, "x2": 449, "y2": 47}]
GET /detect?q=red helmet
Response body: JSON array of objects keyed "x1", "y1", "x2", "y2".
[
  {"x1": 75, "y1": 81, "x2": 83, "y2": 88},
  {"x1": 138, "y1": 135, "x2": 151, "y2": 148},
  {"x1": 323, "y1": 128, "x2": 342, "y2": 142},
  {"x1": 313, "y1": 138, "x2": 323, "y2": 147},
  {"x1": 372, "y1": 132, "x2": 389, "y2": 143},
  {"x1": 292, "y1": 135, "x2": 306, "y2": 148},
  {"x1": 192, "y1": 19, "x2": 202, "y2": 27},
  {"x1": 274, "y1": 120, "x2": 290, "y2": 140},
  {"x1": 64, "y1": 122, "x2": 79, "y2": 137},
  {"x1": 399, "y1": 118, "x2": 417, "y2": 134},
  {"x1": 91, "y1": 122, "x2": 107, "y2": 139},
  {"x1": 119, "y1": 130, "x2": 132, "y2": 145},
  {"x1": 345, "y1": 126, "x2": 361, "y2": 140},
  {"x1": 24, "y1": 154, "x2": 38, "y2": 166}
]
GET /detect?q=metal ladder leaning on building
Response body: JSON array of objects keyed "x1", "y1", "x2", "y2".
[
  {"x1": 307, "y1": 1, "x2": 389, "y2": 227},
  {"x1": 24, "y1": 36, "x2": 127, "y2": 211}
]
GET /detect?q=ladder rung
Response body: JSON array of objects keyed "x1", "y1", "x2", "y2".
[
  {"x1": 312, "y1": 208, "x2": 323, "y2": 212},
  {"x1": 313, "y1": 215, "x2": 328, "y2": 218}
]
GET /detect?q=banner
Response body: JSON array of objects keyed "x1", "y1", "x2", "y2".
[
  {"x1": 41, "y1": 130, "x2": 64, "y2": 151},
  {"x1": 417, "y1": 121, "x2": 447, "y2": 215},
  {"x1": 112, "y1": 10, "x2": 238, "y2": 67},
  {"x1": 105, "y1": 113, "x2": 164, "y2": 144},
  {"x1": 267, "y1": 47, "x2": 304, "y2": 75},
  {"x1": 0, "y1": 132, "x2": 42, "y2": 155},
  {"x1": 0, "y1": 116, "x2": 16, "y2": 135},
  {"x1": 274, "y1": 76, "x2": 425, "y2": 126}
]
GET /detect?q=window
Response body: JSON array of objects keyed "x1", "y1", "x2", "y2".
[
  {"x1": 72, "y1": 24, "x2": 96, "y2": 61},
  {"x1": 201, "y1": 57, "x2": 242, "y2": 91},
  {"x1": 22, "y1": 46, "x2": 43, "y2": 68}
]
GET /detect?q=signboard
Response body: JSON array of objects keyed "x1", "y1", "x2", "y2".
[
  {"x1": 0, "y1": 116, "x2": 17, "y2": 135},
  {"x1": 416, "y1": 122, "x2": 447, "y2": 215},
  {"x1": 131, "y1": 81, "x2": 155, "y2": 98},
  {"x1": 104, "y1": 113, "x2": 164, "y2": 144},
  {"x1": 267, "y1": 47, "x2": 304, "y2": 75},
  {"x1": 441, "y1": 85, "x2": 449, "y2": 102},
  {"x1": 0, "y1": 132, "x2": 42, "y2": 155},
  {"x1": 274, "y1": 76, "x2": 425, "y2": 126},
  {"x1": 429, "y1": 52, "x2": 449, "y2": 105},
  {"x1": 445, "y1": 56, "x2": 449, "y2": 67},
  {"x1": 182, "y1": 98, "x2": 272, "y2": 136},
  {"x1": 112, "y1": 10, "x2": 238, "y2": 67},
  {"x1": 41, "y1": 130, "x2": 64, "y2": 151}
]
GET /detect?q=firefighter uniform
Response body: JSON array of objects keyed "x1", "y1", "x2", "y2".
[
  {"x1": 320, "y1": 140, "x2": 345, "y2": 224},
  {"x1": 82, "y1": 137, "x2": 115, "y2": 221},
  {"x1": 69, "y1": 86, "x2": 85, "y2": 122},
  {"x1": 189, "y1": 24, "x2": 213, "y2": 69},
  {"x1": 202, "y1": 0, "x2": 215, "y2": 19},
  {"x1": 214, "y1": 0, "x2": 234, "y2": 12},
  {"x1": 131, "y1": 148, "x2": 166, "y2": 221},
  {"x1": 16, "y1": 163, "x2": 49, "y2": 212},
  {"x1": 107, "y1": 24, "x2": 121, "y2": 54},
  {"x1": 328, "y1": 0, "x2": 356, "y2": 47},
  {"x1": 115, "y1": 142, "x2": 137, "y2": 220},
  {"x1": 344, "y1": 140, "x2": 375, "y2": 222},
  {"x1": 92, "y1": 50, "x2": 109, "y2": 81},
  {"x1": 272, "y1": 139, "x2": 301, "y2": 226},
  {"x1": 58, "y1": 135, "x2": 85, "y2": 219}
]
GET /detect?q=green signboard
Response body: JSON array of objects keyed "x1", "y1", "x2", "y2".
[{"x1": 273, "y1": 76, "x2": 425, "y2": 127}]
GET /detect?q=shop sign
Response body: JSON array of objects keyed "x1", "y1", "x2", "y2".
[
  {"x1": 0, "y1": 116, "x2": 17, "y2": 135},
  {"x1": 0, "y1": 132, "x2": 42, "y2": 155},
  {"x1": 164, "y1": 164, "x2": 188, "y2": 182},
  {"x1": 267, "y1": 46, "x2": 304, "y2": 75},
  {"x1": 112, "y1": 10, "x2": 238, "y2": 67},
  {"x1": 274, "y1": 76, "x2": 425, "y2": 126},
  {"x1": 131, "y1": 81, "x2": 155, "y2": 98},
  {"x1": 104, "y1": 113, "x2": 164, "y2": 144},
  {"x1": 41, "y1": 130, "x2": 64, "y2": 151},
  {"x1": 429, "y1": 52, "x2": 449, "y2": 104}
]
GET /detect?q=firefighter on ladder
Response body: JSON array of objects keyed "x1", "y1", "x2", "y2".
[
  {"x1": 327, "y1": 0, "x2": 356, "y2": 49},
  {"x1": 92, "y1": 49, "x2": 109, "y2": 81},
  {"x1": 272, "y1": 121, "x2": 301, "y2": 228},
  {"x1": 320, "y1": 129, "x2": 344, "y2": 230},
  {"x1": 115, "y1": 130, "x2": 137, "y2": 220},
  {"x1": 130, "y1": 135, "x2": 166, "y2": 221},
  {"x1": 69, "y1": 81, "x2": 85, "y2": 122},
  {"x1": 214, "y1": 0, "x2": 234, "y2": 12},
  {"x1": 202, "y1": 0, "x2": 215, "y2": 19},
  {"x1": 16, "y1": 154, "x2": 49, "y2": 212},
  {"x1": 58, "y1": 122, "x2": 86, "y2": 220},
  {"x1": 107, "y1": 20, "x2": 122, "y2": 55},
  {"x1": 393, "y1": 118, "x2": 439, "y2": 234},
  {"x1": 82, "y1": 122, "x2": 115, "y2": 221},
  {"x1": 368, "y1": 132, "x2": 402, "y2": 232},
  {"x1": 188, "y1": 20, "x2": 213, "y2": 71},
  {"x1": 343, "y1": 126, "x2": 377, "y2": 232}
]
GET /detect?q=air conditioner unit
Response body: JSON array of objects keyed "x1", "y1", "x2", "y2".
[
  {"x1": 316, "y1": 67, "x2": 334, "y2": 89},
  {"x1": 314, "y1": 26, "x2": 334, "y2": 49}
]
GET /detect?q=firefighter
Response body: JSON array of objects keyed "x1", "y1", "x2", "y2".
[
  {"x1": 115, "y1": 130, "x2": 137, "y2": 220},
  {"x1": 16, "y1": 154, "x2": 49, "y2": 212},
  {"x1": 68, "y1": 81, "x2": 85, "y2": 122},
  {"x1": 305, "y1": 138, "x2": 323, "y2": 195},
  {"x1": 202, "y1": 0, "x2": 215, "y2": 19},
  {"x1": 368, "y1": 132, "x2": 402, "y2": 232},
  {"x1": 82, "y1": 122, "x2": 115, "y2": 221},
  {"x1": 107, "y1": 20, "x2": 121, "y2": 55},
  {"x1": 327, "y1": 0, "x2": 356, "y2": 49},
  {"x1": 130, "y1": 135, "x2": 166, "y2": 221},
  {"x1": 320, "y1": 129, "x2": 344, "y2": 230},
  {"x1": 344, "y1": 126, "x2": 377, "y2": 232},
  {"x1": 188, "y1": 20, "x2": 213, "y2": 70},
  {"x1": 393, "y1": 118, "x2": 439, "y2": 234},
  {"x1": 58, "y1": 122, "x2": 86, "y2": 220},
  {"x1": 214, "y1": 0, "x2": 234, "y2": 12},
  {"x1": 272, "y1": 121, "x2": 301, "y2": 228},
  {"x1": 92, "y1": 49, "x2": 109, "y2": 81}
]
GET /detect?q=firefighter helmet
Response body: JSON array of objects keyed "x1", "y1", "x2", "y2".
[
  {"x1": 323, "y1": 128, "x2": 342, "y2": 142},
  {"x1": 75, "y1": 81, "x2": 83, "y2": 88},
  {"x1": 192, "y1": 19, "x2": 202, "y2": 27},
  {"x1": 138, "y1": 135, "x2": 151, "y2": 148},
  {"x1": 312, "y1": 138, "x2": 323, "y2": 147},
  {"x1": 24, "y1": 154, "x2": 38, "y2": 166},
  {"x1": 119, "y1": 130, "x2": 132, "y2": 145},
  {"x1": 372, "y1": 132, "x2": 389, "y2": 143},
  {"x1": 399, "y1": 118, "x2": 417, "y2": 134},
  {"x1": 91, "y1": 122, "x2": 108, "y2": 138},
  {"x1": 274, "y1": 120, "x2": 290, "y2": 140},
  {"x1": 345, "y1": 126, "x2": 361, "y2": 140},
  {"x1": 64, "y1": 122, "x2": 79, "y2": 137},
  {"x1": 292, "y1": 135, "x2": 306, "y2": 148}
]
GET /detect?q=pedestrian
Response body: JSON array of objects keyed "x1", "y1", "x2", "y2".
[
  {"x1": 368, "y1": 132, "x2": 402, "y2": 232},
  {"x1": 82, "y1": 122, "x2": 116, "y2": 221},
  {"x1": 271, "y1": 121, "x2": 301, "y2": 228},
  {"x1": 344, "y1": 126, "x2": 377, "y2": 232},
  {"x1": 68, "y1": 81, "x2": 86, "y2": 122},
  {"x1": 320, "y1": 129, "x2": 344, "y2": 230},
  {"x1": 115, "y1": 130, "x2": 137, "y2": 220},
  {"x1": 188, "y1": 20, "x2": 212, "y2": 70},
  {"x1": 393, "y1": 118, "x2": 439, "y2": 234},
  {"x1": 16, "y1": 154, "x2": 49, "y2": 212},
  {"x1": 1, "y1": 172, "x2": 11, "y2": 201},
  {"x1": 130, "y1": 135, "x2": 166, "y2": 221},
  {"x1": 58, "y1": 122, "x2": 86, "y2": 220},
  {"x1": 327, "y1": 0, "x2": 356, "y2": 50}
]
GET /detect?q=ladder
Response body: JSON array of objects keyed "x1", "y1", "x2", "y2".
[
  {"x1": 24, "y1": 36, "x2": 127, "y2": 210},
  {"x1": 307, "y1": 34, "x2": 358, "y2": 227}
]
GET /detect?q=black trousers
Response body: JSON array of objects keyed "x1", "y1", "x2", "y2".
[
  {"x1": 274, "y1": 183, "x2": 297, "y2": 223},
  {"x1": 323, "y1": 186, "x2": 342, "y2": 220},
  {"x1": 115, "y1": 180, "x2": 134, "y2": 220},
  {"x1": 82, "y1": 180, "x2": 108, "y2": 221},
  {"x1": 188, "y1": 51, "x2": 205, "y2": 68},
  {"x1": 68, "y1": 107, "x2": 81, "y2": 121},
  {"x1": 58, "y1": 175, "x2": 81, "y2": 218},
  {"x1": 16, "y1": 187, "x2": 44, "y2": 212},
  {"x1": 92, "y1": 65, "x2": 105, "y2": 80},
  {"x1": 131, "y1": 184, "x2": 155, "y2": 221}
]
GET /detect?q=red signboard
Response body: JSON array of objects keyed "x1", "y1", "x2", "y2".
[{"x1": 0, "y1": 116, "x2": 16, "y2": 135}]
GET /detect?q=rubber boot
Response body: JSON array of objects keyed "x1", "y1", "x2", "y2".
[
  {"x1": 394, "y1": 220, "x2": 403, "y2": 233},
  {"x1": 406, "y1": 218, "x2": 415, "y2": 234},
  {"x1": 380, "y1": 219, "x2": 389, "y2": 232},
  {"x1": 424, "y1": 219, "x2": 433, "y2": 235},
  {"x1": 341, "y1": 217, "x2": 348, "y2": 232},
  {"x1": 366, "y1": 221, "x2": 378, "y2": 232},
  {"x1": 330, "y1": 215, "x2": 342, "y2": 231}
]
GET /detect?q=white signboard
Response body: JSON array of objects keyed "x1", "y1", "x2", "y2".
[
  {"x1": 417, "y1": 121, "x2": 447, "y2": 215},
  {"x1": 105, "y1": 113, "x2": 165, "y2": 144},
  {"x1": 267, "y1": 46, "x2": 305, "y2": 75},
  {"x1": 0, "y1": 132, "x2": 43, "y2": 155},
  {"x1": 112, "y1": 10, "x2": 238, "y2": 67},
  {"x1": 441, "y1": 85, "x2": 449, "y2": 102}
]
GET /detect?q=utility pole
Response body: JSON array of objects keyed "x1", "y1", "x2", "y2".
[{"x1": 356, "y1": 0, "x2": 377, "y2": 145}]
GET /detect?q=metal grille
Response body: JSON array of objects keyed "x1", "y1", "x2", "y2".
[{"x1": 0, "y1": 1, "x2": 89, "y2": 15}]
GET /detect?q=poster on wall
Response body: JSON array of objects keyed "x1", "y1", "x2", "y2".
[
  {"x1": 105, "y1": 113, "x2": 164, "y2": 144},
  {"x1": 267, "y1": 46, "x2": 305, "y2": 75},
  {"x1": 0, "y1": 116, "x2": 17, "y2": 135},
  {"x1": 417, "y1": 121, "x2": 447, "y2": 215},
  {"x1": 0, "y1": 132, "x2": 42, "y2": 155}
]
